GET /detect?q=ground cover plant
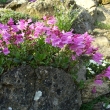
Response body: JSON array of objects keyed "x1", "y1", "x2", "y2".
[
  {"x1": 95, "y1": 21, "x2": 110, "y2": 30},
  {"x1": 0, "y1": 9, "x2": 30, "y2": 24}
]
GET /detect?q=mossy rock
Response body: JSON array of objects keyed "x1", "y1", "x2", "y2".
[{"x1": 0, "y1": 8, "x2": 30, "y2": 24}]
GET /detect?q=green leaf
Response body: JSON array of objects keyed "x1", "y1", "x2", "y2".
[
  {"x1": 0, "y1": 67, "x2": 4, "y2": 75},
  {"x1": 13, "y1": 58, "x2": 21, "y2": 64}
]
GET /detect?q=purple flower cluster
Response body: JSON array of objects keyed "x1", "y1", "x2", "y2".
[
  {"x1": 94, "y1": 66, "x2": 110, "y2": 85},
  {"x1": 0, "y1": 16, "x2": 103, "y2": 64},
  {"x1": 92, "y1": 66, "x2": 110, "y2": 93}
]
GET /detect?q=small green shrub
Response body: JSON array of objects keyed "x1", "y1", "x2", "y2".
[
  {"x1": 54, "y1": 4, "x2": 78, "y2": 31},
  {"x1": 94, "y1": 21, "x2": 110, "y2": 30},
  {"x1": 0, "y1": 9, "x2": 30, "y2": 24}
]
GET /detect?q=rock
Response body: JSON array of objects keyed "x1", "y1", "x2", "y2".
[
  {"x1": 74, "y1": 0, "x2": 97, "y2": 9},
  {"x1": 96, "y1": 0, "x2": 102, "y2": 4},
  {"x1": 0, "y1": 65, "x2": 81, "y2": 110},
  {"x1": 75, "y1": 60, "x2": 86, "y2": 82},
  {"x1": 72, "y1": 9, "x2": 95, "y2": 34},
  {"x1": 13, "y1": 0, "x2": 28, "y2": 4},
  {"x1": 97, "y1": 4, "x2": 110, "y2": 25},
  {"x1": 81, "y1": 80, "x2": 110, "y2": 103},
  {"x1": 72, "y1": 0, "x2": 97, "y2": 33},
  {"x1": 98, "y1": 47, "x2": 110, "y2": 59},
  {"x1": 93, "y1": 29, "x2": 110, "y2": 59},
  {"x1": 102, "y1": 0, "x2": 110, "y2": 4},
  {"x1": 93, "y1": 102, "x2": 104, "y2": 110},
  {"x1": 93, "y1": 36, "x2": 109, "y2": 47}
]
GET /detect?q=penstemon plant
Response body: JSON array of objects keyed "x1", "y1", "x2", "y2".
[{"x1": 0, "y1": 16, "x2": 103, "y2": 75}]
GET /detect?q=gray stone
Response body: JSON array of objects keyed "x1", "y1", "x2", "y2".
[
  {"x1": 93, "y1": 29, "x2": 110, "y2": 59},
  {"x1": 72, "y1": 0, "x2": 97, "y2": 33},
  {"x1": 97, "y1": 4, "x2": 110, "y2": 25},
  {"x1": 72, "y1": 9, "x2": 95, "y2": 33},
  {"x1": 75, "y1": 61, "x2": 86, "y2": 82},
  {"x1": 93, "y1": 102, "x2": 104, "y2": 110},
  {"x1": 0, "y1": 65, "x2": 81, "y2": 110}
]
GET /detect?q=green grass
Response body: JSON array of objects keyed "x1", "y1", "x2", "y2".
[
  {"x1": 54, "y1": 4, "x2": 78, "y2": 31},
  {"x1": 80, "y1": 95, "x2": 110, "y2": 110},
  {"x1": 94, "y1": 21, "x2": 110, "y2": 30}
]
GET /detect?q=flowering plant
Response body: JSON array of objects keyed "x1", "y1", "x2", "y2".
[
  {"x1": 86, "y1": 59, "x2": 110, "y2": 79},
  {"x1": 0, "y1": 16, "x2": 102, "y2": 75}
]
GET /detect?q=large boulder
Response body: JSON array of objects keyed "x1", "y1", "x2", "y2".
[
  {"x1": 0, "y1": 65, "x2": 81, "y2": 110},
  {"x1": 93, "y1": 29, "x2": 110, "y2": 59}
]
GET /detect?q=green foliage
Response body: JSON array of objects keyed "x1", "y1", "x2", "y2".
[
  {"x1": 0, "y1": 0, "x2": 7, "y2": 4},
  {"x1": 80, "y1": 95, "x2": 110, "y2": 110},
  {"x1": 0, "y1": 9, "x2": 30, "y2": 24},
  {"x1": 0, "y1": 37, "x2": 77, "y2": 75},
  {"x1": 94, "y1": 21, "x2": 110, "y2": 30},
  {"x1": 54, "y1": 4, "x2": 78, "y2": 31}
]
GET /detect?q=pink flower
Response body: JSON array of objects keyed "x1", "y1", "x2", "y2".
[
  {"x1": 61, "y1": 31, "x2": 73, "y2": 44},
  {"x1": 15, "y1": 34, "x2": 24, "y2": 44},
  {"x1": 51, "y1": 35, "x2": 61, "y2": 47},
  {"x1": 11, "y1": 25, "x2": 19, "y2": 32},
  {"x1": 17, "y1": 19, "x2": 28, "y2": 30},
  {"x1": 2, "y1": 48, "x2": 10, "y2": 55},
  {"x1": 104, "y1": 72, "x2": 110, "y2": 79},
  {"x1": 2, "y1": 32, "x2": 11, "y2": 41},
  {"x1": 43, "y1": 16, "x2": 47, "y2": 20},
  {"x1": 92, "y1": 52, "x2": 103, "y2": 64},
  {"x1": 94, "y1": 79, "x2": 103, "y2": 85},
  {"x1": 47, "y1": 16, "x2": 57, "y2": 25},
  {"x1": 106, "y1": 66, "x2": 110, "y2": 71},
  {"x1": 103, "y1": 66, "x2": 110, "y2": 79},
  {"x1": 95, "y1": 74, "x2": 103, "y2": 80},
  {"x1": 45, "y1": 37, "x2": 51, "y2": 44},
  {"x1": 85, "y1": 47, "x2": 93, "y2": 54},
  {"x1": 34, "y1": 22, "x2": 45, "y2": 37},
  {"x1": 8, "y1": 18, "x2": 14, "y2": 25},
  {"x1": 29, "y1": 0, "x2": 36, "y2": 2},
  {"x1": 92, "y1": 86, "x2": 97, "y2": 93},
  {"x1": 72, "y1": 55, "x2": 76, "y2": 60}
]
